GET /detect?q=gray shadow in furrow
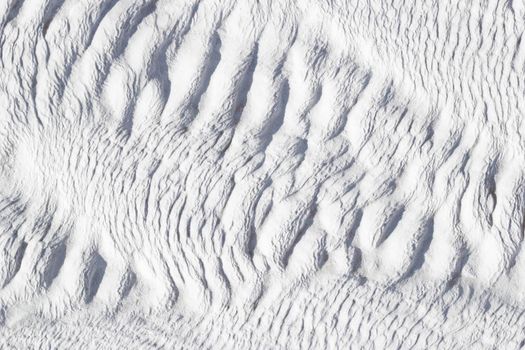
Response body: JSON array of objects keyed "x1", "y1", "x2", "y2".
[
  {"x1": 141, "y1": 159, "x2": 161, "y2": 221},
  {"x1": 119, "y1": 269, "x2": 137, "y2": 300},
  {"x1": 483, "y1": 157, "x2": 499, "y2": 226},
  {"x1": 216, "y1": 258, "x2": 232, "y2": 306},
  {"x1": 445, "y1": 244, "x2": 470, "y2": 290},
  {"x1": 87, "y1": 0, "x2": 158, "y2": 107},
  {"x1": 32, "y1": 202, "x2": 57, "y2": 241},
  {"x1": 420, "y1": 121, "x2": 435, "y2": 151},
  {"x1": 303, "y1": 84, "x2": 323, "y2": 121},
  {"x1": 247, "y1": 225, "x2": 258, "y2": 259},
  {"x1": 3, "y1": 0, "x2": 23, "y2": 29},
  {"x1": 196, "y1": 258, "x2": 208, "y2": 291},
  {"x1": 41, "y1": 0, "x2": 66, "y2": 36},
  {"x1": 1, "y1": 240, "x2": 26, "y2": 287},
  {"x1": 247, "y1": 180, "x2": 272, "y2": 257},
  {"x1": 350, "y1": 247, "x2": 362, "y2": 272},
  {"x1": 315, "y1": 240, "x2": 329, "y2": 270},
  {"x1": 375, "y1": 205, "x2": 405, "y2": 247},
  {"x1": 512, "y1": 34, "x2": 522, "y2": 66},
  {"x1": 508, "y1": 239, "x2": 523, "y2": 272},
  {"x1": 442, "y1": 134, "x2": 462, "y2": 163},
  {"x1": 84, "y1": 251, "x2": 107, "y2": 303},
  {"x1": 147, "y1": 0, "x2": 201, "y2": 83},
  {"x1": 398, "y1": 217, "x2": 434, "y2": 281},
  {"x1": 143, "y1": 41, "x2": 172, "y2": 121},
  {"x1": 118, "y1": 101, "x2": 140, "y2": 140},
  {"x1": 111, "y1": 0, "x2": 158, "y2": 61},
  {"x1": 329, "y1": 71, "x2": 371, "y2": 140},
  {"x1": 83, "y1": 0, "x2": 120, "y2": 50},
  {"x1": 392, "y1": 107, "x2": 408, "y2": 132},
  {"x1": 0, "y1": 196, "x2": 25, "y2": 221},
  {"x1": 42, "y1": 240, "x2": 66, "y2": 289},
  {"x1": 258, "y1": 79, "x2": 289, "y2": 149},
  {"x1": 211, "y1": 43, "x2": 259, "y2": 157},
  {"x1": 281, "y1": 204, "x2": 318, "y2": 269},
  {"x1": 180, "y1": 31, "x2": 222, "y2": 126},
  {"x1": 30, "y1": 73, "x2": 44, "y2": 126},
  {"x1": 120, "y1": 2, "x2": 201, "y2": 137},
  {"x1": 54, "y1": 0, "x2": 119, "y2": 103},
  {"x1": 229, "y1": 43, "x2": 259, "y2": 126},
  {"x1": 378, "y1": 80, "x2": 395, "y2": 107},
  {"x1": 149, "y1": 1, "x2": 202, "y2": 125},
  {"x1": 345, "y1": 208, "x2": 363, "y2": 247},
  {"x1": 507, "y1": 205, "x2": 525, "y2": 270},
  {"x1": 309, "y1": 45, "x2": 327, "y2": 71}
]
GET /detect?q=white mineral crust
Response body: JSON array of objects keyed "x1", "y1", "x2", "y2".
[{"x1": 0, "y1": 0, "x2": 524, "y2": 349}]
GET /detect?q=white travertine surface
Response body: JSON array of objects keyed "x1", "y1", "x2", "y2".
[{"x1": 1, "y1": 0, "x2": 525, "y2": 348}]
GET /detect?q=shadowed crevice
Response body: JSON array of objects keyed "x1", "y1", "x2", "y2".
[{"x1": 84, "y1": 251, "x2": 107, "y2": 303}]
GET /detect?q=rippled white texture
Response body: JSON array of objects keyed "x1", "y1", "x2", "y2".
[{"x1": 0, "y1": 0, "x2": 524, "y2": 348}]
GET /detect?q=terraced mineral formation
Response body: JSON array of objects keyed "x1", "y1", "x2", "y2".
[{"x1": 1, "y1": 0, "x2": 525, "y2": 348}]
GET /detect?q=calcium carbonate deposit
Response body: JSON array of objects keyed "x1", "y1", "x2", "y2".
[{"x1": 0, "y1": 0, "x2": 524, "y2": 348}]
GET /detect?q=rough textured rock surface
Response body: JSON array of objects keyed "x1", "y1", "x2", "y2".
[{"x1": 1, "y1": 0, "x2": 525, "y2": 348}]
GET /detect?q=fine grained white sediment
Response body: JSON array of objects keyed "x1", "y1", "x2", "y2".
[{"x1": 0, "y1": 0, "x2": 524, "y2": 348}]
